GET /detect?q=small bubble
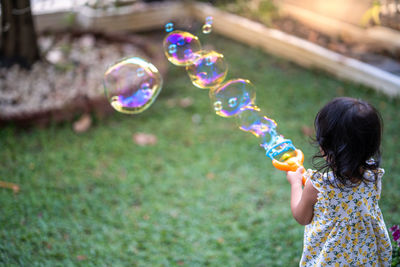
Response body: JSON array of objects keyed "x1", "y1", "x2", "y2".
[
  {"x1": 228, "y1": 97, "x2": 237, "y2": 108},
  {"x1": 214, "y1": 101, "x2": 222, "y2": 111},
  {"x1": 205, "y1": 16, "x2": 213, "y2": 25},
  {"x1": 168, "y1": 44, "x2": 177, "y2": 54},
  {"x1": 202, "y1": 24, "x2": 212, "y2": 34},
  {"x1": 165, "y1": 22, "x2": 174, "y2": 32}
]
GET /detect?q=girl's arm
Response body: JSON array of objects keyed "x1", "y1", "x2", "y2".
[{"x1": 286, "y1": 167, "x2": 319, "y2": 225}]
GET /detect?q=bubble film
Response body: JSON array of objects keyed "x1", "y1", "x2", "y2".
[
  {"x1": 209, "y1": 79, "x2": 256, "y2": 117},
  {"x1": 103, "y1": 57, "x2": 162, "y2": 114},
  {"x1": 186, "y1": 50, "x2": 228, "y2": 89},
  {"x1": 237, "y1": 106, "x2": 278, "y2": 144},
  {"x1": 163, "y1": 31, "x2": 201, "y2": 66}
]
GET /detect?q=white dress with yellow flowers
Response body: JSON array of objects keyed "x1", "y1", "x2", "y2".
[{"x1": 300, "y1": 169, "x2": 392, "y2": 267}]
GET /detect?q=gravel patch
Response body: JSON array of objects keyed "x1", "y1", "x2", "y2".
[{"x1": 0, "y1": 32, "x2": 164, "y2": 126}]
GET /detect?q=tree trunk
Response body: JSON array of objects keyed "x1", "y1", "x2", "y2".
[{"x1": 0, "y1": 0, "x2": 40, "y2": 69}]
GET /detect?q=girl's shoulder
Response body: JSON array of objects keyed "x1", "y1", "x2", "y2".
[
  {"x1": 364, "y1": 168, "x2": 385, "y2": 180},
  {"x1": 304, "y1": 168, "x2": 385, "y2": 192},
  {"x1": 304, "y1": 169, "x2": 328, "y2": 192}
]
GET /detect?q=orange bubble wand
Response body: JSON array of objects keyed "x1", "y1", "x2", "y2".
[{"x1": 272, "y1": 149, "x2": 307, "y2": 185}]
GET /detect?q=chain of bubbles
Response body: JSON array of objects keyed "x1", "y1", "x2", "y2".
[
  {"x1": 102, "y1": 19, "x2": 298, "y2": 163},
  {"x1": 163, "y1": 19, "x2": 298, "y2": 162}
]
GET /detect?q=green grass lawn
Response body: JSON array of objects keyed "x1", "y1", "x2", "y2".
[{"x1": 1, "y1": 33, "x2": 399, "y2": 266}]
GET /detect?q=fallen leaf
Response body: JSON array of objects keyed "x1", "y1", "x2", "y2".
[
  {"x1": 76, "y1": 255, "x2": 87, "y2": 261},
  {"x1": 166, "y1": 98, "x2": 177, "y2": 108},
  {"x1": 133, "y1": 133, "x2": 157, "y2": 146},
  {"x1": 169, "y1": 210, "x2": 179, "y2": 218},
  {"x1": 179, "y1": 97, "x2": 193, "y2": 108},
  {"x1": 73, "y1": 113, "x2": 92, "y2": 133},
  {"x1": 328, "y1": 42, "x2": 348, "y2": 54},
  {"x1": 206, "y1": 172, "x2": 215, "y2": 179},
  {"x1": 191, "y1": 114, "x2": 202, "y2": 124},
  {"x1": 307, "y1": 31, "x2": 318, "y2": 43},
  {"x1": 301, "y1": 125, "x2": 314, "y2": 137},
  {"x1": 42, "y1": 241, "x2": 52, "y2": 249}
]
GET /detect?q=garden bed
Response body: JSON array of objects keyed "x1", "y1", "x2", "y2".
[
  {"x1": 189, "y1": 2, "x2": 400, "y2": 96},
  {"x1": 273, "y1": 2, "x2": 400, "y2": 74},
  {"x1": 0, "y1": 30, "x2": 166, "y2": 127},
  {"x1": 33, "y1": 1, "x2": 400, "y2": 96},
  {"x1": 271, "y1": 16, "x2": 400, "y2": 76}
]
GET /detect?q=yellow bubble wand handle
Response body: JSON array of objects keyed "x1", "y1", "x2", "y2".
[{"x1": 272, "y1": 149, "x2": 307, "y2": 185}]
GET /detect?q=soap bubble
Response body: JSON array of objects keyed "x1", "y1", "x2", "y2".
[
  {"x1": 163, "y1": 31, "x2": 201, "y2": 66},
  {"x1": 186, "y1": 50, "x2": 228, "y2": 89},
  {"x1": 103, "y1": 57, "x2": 162, "y2": 114},
  {"x1": 205, "y1": 16, "x2": 213, "y2": 25},
  {"x1": 165, "y1": 22, "x2": 174, "y2": 33},
  {"x1": 237, "y1": 106, "x2": 278, "y2": 146},
  {"x1": 209, "y1": 79, "x2": 256, "y2": 117},
  {"x1": 202, "y1": 16, "x2": 213, "y2": 34},
  {"x1": 202, "y1": 24, "x2": 212, "y2": 34}
]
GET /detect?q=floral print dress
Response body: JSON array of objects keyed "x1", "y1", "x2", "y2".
[{"x1": 300, "y1": 169, "x2": 392, "y2": 266}]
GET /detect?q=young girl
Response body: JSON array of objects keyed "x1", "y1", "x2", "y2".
[{"x1": 286, "y1": 97, "x2": 392, "y2": 266}]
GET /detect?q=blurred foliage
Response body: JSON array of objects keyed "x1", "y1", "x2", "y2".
[
  {"x1": 361, "y1": 0, "x2": 400, "y2": 30},
  {"x1": 361, "y1": 0, "x2": 382, "y2": 26},
  {"x1": 199, "y1": 0, "x2": 279, "y2": 26},
  {"x1": 84, "y1": 0, "x2": 139, "y2": 9}
]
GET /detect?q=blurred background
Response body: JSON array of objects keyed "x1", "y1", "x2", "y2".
[{"x1": 1, "y1": 0, "x2": 399, "y2": 266}]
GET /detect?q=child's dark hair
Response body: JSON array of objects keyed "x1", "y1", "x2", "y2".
[{"x1": 313, "y1": 97, "x2": 383, "y2": 186}]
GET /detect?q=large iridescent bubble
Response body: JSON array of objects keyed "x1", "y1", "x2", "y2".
[
  {"x1": 186, "y1": 50, "x2": 228, "y2": 89},
  {"x1": 103, "y1": 57, "x2": 162, "y2": 114},
  {"x1": 163, "y1": 30, "x2": 201, "y2": 67},
  {"x1": 209, "y1": 79, "x2": 256, "y2": 117}
]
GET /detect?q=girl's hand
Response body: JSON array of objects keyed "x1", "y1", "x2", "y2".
[
  {"x1": 286, "y1": 167, "x2": 304, "y2": 186},
  {"x1": 286, "y1": 167, "x2": 319, "y2": 225}
]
